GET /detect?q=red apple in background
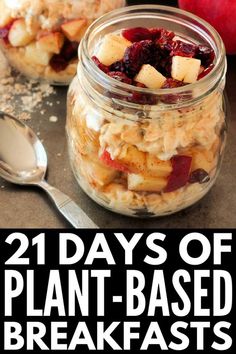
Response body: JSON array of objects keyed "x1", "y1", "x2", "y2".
[{"x1": 178, "y1": 0, "x2": 236, "y2": 54}]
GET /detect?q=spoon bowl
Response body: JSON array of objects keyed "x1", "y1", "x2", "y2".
[
  {"x1": 0, "y1": 111, "x2": 98, "y2": 228},
  {"x1": 0, "y1": 111, "x2": 47, "y2": 184}
]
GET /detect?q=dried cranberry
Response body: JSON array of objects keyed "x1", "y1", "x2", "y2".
[
  {"x1": 108, "y1": 71, "x2": 132, "y2": 85},
  {"x1": 196, "y1": 45, "x2": 215, "y2": 67},
  {"x1": 122, "y1": 27, "x2": 152, "y2": 42},
  {"x1": 129, "y1": 83, "x2": 157, "y2": 105},
  {"x1": 110, "y1": 60, "x2": 125, "y2": 72},
  {"x1": 164, "y1": 155, "x2": 192, "y2": 192},
  {"x1": 171, "y1": 40, "x2": 197, "y2": 57},
  {"x1": 149, "y1": 28, "x2": 162, "y2": 40},
  {"x1": 123, "y1": 40, "x2": 155, "y2": 77},
  {"x1": 61, "y1": 41, "x2": 78, "y2": 61},
  {"x1": 189, "y1": 169, "x2": 210, "y2": 184},
  {"x1": 50, "y1": 55, "x2": 68, "y2": 72},
  {"x1": 92, "y1": 56, "x2": 110, "y2": 73},
  {"x1": 198, "y1": 63, "x2": 215, "y2": 80},
  {"x1": 162, "y1": 78, "x2": 185, "y2": 89},
  {"x1": 157, "y1": 29, "x2": 175, "y2": 44}
]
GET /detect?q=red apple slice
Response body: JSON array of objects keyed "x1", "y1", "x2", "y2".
[
  {"x1": 164, "y1": 155, "x2": 192, "y2": 193},
  {"x1": 37, "y1": 32, "x2": 64, "y2": 54},
  {"x1": 100, "y1": 150, "x2": 130, "y2": 173},
  {"x1": 61, "y1": 19, "x2": 87, "y2": 42}
]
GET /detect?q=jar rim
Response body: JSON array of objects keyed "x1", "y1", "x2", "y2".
[{"x1": 79, "y1": 4, "x2": 226, "y2": 102}]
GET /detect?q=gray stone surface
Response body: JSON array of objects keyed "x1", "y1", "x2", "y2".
[{"x1": 0, "y1": 57, "x2": 235, "y2": 229}]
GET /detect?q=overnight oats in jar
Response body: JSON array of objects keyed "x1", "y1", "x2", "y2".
[
  {"x1": 0, "y1": 0, "x2": 125, "y2": 84},
  {"x1": 67, "y1": 5, "x2": 227, "y2": 217}
]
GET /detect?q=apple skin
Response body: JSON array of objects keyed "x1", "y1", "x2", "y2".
[{"x1": 179, "y1": 0, "x2": 236, "y2": 54}]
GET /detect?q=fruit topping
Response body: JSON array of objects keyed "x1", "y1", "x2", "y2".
[
  {"x1": 93, "y1": 26, "x2": 215, "y2": 97},
  {"x1": 162, "y1": 78, "x2": 185, "y2": 89},
  {"x1": 196, "y1": 45, "x2": 215, "y2": 67},
  {"x1": 8, "y1": 18, "x2": 36, "y2": 47},
  {"x1": 171, "y1": 40, "x2": 197, "y2": 57},
  {"x1": 96, "y1": 34, "x2": 132, "y2": 66},
  {"x1": 171, "y1": 56, "x2": 201, "y2": 83},
  {"x1": 198, "y1": 63, "x2": 215, "y2": 80},
  {"x1": 122, "y1": 27, "x2": 152, "y2": 42},
  {"x1": 61, "y1": 19, "x2": 87, "y2": 42},
  {"x1": 189, "y1": 169, "x2": 210, "y2": 184},
  {"x1": 109, "y1": 60, "x2": 125, "y2": 72},
  {"x1": 49, "y1": 40, "x2": 78, "y2": 72},
  {"x1": 108, "y1": 71, "x2": 132, "y2": 84},
  {"x1": 123, "y1": 40, "x2": 154, "y2": 77},
  {"x1": 37, "y1": 32, "x2": 64, "y2": 54},
  {"x1": 135, "y1": 64, "x2": 166, "y2": 89},
  {"x1": 92, "y1": 56, "x2": 110, "y2": 73},
  {"x1": 164, "y1": 155, "x2": 192, "y2": 192}
]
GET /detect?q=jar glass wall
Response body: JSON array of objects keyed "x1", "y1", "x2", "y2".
[
  {"x1": 0, "y1": 0, "x2": 125, "y2": 84},
  {"x1": 67, "y1": 5, "x2": 227, "y2": 217}
]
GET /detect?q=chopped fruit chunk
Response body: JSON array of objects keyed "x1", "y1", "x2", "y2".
[
  {"x1": 196, "y1": 45, "x2": 215, "y2": 67},
  {"x1": 61, "y1": 40, "x2": 78, "y2": 61},
  {"x1": 123, "y1": 40, "x2": 154, "y2": 77},
  {"x1": 146, "y1": 155, "x2": 173, "y2": 177},
  {"x1": 128, "y1": 173, "x2": 167, "y2": 192},
  {"x1": 118, "y1": 146, "x2": 146, "y2": 173},
  {"x1": 83, "y1": 158, "x2": 118, "y2": 187},
  {"x1": 164, "y1": 155, "x2": 192, "y2": 193},
  {"x1": 191, "y1": 150, "x2": 215, "y2": 173},
  {"x1": 61, "y1": 19, "x2": 87, "y2": 42},
  {"x1": 25, "y1": 42, "x2": 52, "y2": 66},
  {"x1": 162, "y1": 78, "x2": 184, "y2": 88},
  {"x1": 189, "y1": 169, "x2": 210, "y2": 184},
  {"x1": 96, "y1": 34, "x2": 132, "y2": 66},
  {"x1": 171, "y1": 40, "x2": 197, "y2": 57},
  {"x1": 108, "y1": 71, "x2": 132, "y2": 84},
  {"x1": 37, "y1": 32, "x2": 64, "y2": 54},
  {"x1": 100, "y1": 150, "x2": 130, "y2": 173},
  {"x1": 49, "y1": 55, "x2": 68, "y2": 72},
  {"x1": 122, "y1": 27, "x2": 152, "y2": 42},
  {"x1": 8, "y1": 19, "x2": 36, "y2": 47},
  {"x1": 135, "y1": 64, "x2": 166, "y2": 89},
  {"x1": 171, "y1": 56, "x2": 201, "y2": 83},
  {"x1": 92, "y1": 56, "x2": 109, "y2": 73}
]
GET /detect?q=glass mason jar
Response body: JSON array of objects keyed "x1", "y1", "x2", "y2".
[
  {"x1": 0, "y1": 0, "x2": 125, "y2": 84},
  {"x1": 67, "y1": 5, "x2": 227, "y2": 217}
]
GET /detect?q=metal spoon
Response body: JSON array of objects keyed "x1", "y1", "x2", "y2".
[{"x1": 0, "y1": 111, "x2": 98, "y2": 229}]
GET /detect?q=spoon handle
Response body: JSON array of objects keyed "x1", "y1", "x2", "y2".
[{"x1": 38, "y1": 180, "x2": 99, "y2": 229}]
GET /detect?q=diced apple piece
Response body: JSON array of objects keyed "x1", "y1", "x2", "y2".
[
  {"x1": 61, "y1": 19, "x2": 87, "y2": 42},
  {"x1": 84, "y1": 159, "x2": 118, "y2": 187},
  {"x1": 147, "y1": 154, "x2": 173, "y2": 177},
  {"x1": 191, "y1": 150, "x2": 215, "y2": 173},
  {"x1": 135, "y1": 64, "x2": 166, "y2": 89},
  {"x1": 164, "y1": 155, "x2": 192, "y2": 193},
  {"x1": 25, "y1": 42, "x2": 52, "y2": 66},
  {"x1": 96, "y1": 34, "x2": 132, "y2": 66},
  {"x1": 128, "y1": 173, "x2": 167, "y2": 192},
  {"x1": 8, "y1": 19, "x2": 35, "y2": 47},
  {"x1": 171, "y1": 56, "x2": 201, "y2": 83},
  {"x1": 37, "y1": 32, "x2": 64, "y2": 54},
  {"x1": 118, "y1": 146, "x2": 146, "y2": 173}
]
